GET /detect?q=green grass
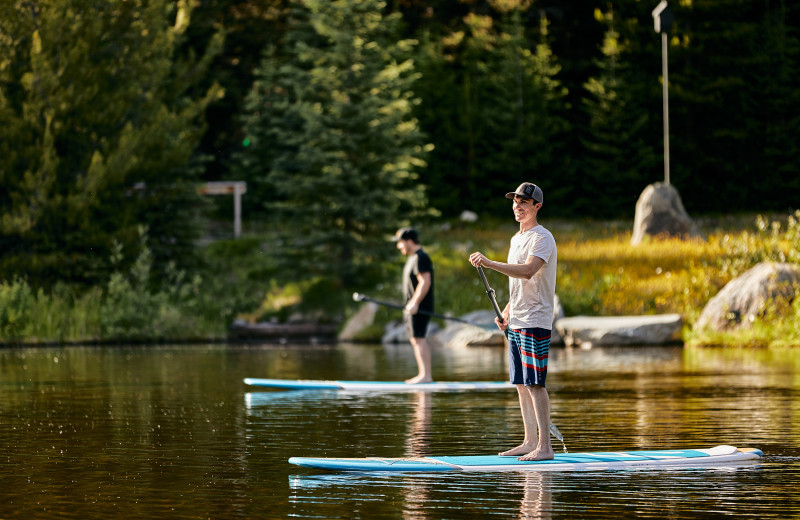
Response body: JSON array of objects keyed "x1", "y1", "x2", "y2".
[
  {"x1": 2, "y1": 211, "x2": 799, "y2": 346},
  {"x1": 408, "y1": 212, "x2": 800, "y2": 347}
]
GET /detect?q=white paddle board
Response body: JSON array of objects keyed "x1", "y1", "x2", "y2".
[
  {"x1": 288, "y1": 445, "x2": 762, "y2": 472},
  {"x1": 243, "y1": 378, "x2": 514, "y2": 391}
]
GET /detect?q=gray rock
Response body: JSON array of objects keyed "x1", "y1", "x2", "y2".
[
  {"x1": 381, "y1": 321, "x2": 441, "y2": 344},
  {"x1": 631, "y1": 183, "x2": 703, "y2": 245},
  {"x1": 429, "y1": 295, "x2": 566, "y2": 348},
  {"x1": 338, "y1": 301, "x2": 378, "y2": 340},
  {"x1": 694, "y1": 261, "x2": 800, "y2": 331},
  {"x1": 457, "y1": 309, "x2": 500, "y2": 326},
  {"x1": 460, "y1": 210, "x2": 478, "y2": 222},
  {"x1": 552, "y1": 294, "x2": 565, "y2": 344},
  {"x1": 381, "y1": 321, "x2": 407, "y2": 344},
  {"x1": 555, "y1": 314, "x2": 683, "y2": 348},
  {"x1": 429, "y1": 322, "x2": 506, "y2": 348}
]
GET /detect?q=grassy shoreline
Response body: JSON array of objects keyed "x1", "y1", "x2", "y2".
[{"x1": 2, "y1": 212, "x2": 799, "y2": 347}]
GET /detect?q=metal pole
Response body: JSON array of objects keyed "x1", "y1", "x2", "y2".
[
  {"x1": 662, "y1": 31, "x2": 670, "y2": 186},
  {"x1": 234, "y1": 183, "x2": 242, "y2": 238}
]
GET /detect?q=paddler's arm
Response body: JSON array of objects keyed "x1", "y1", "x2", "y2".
[
  {"x1": 405, "y1": 271, "x2": 431, "y2": 315},
  {"x1": 469, "y1": 252, "x2": 544, "y2": 280}
]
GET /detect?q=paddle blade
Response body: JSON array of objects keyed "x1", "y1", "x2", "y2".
[{"x1": 549, "y1": 422, "x2": 563, "y2": 441}]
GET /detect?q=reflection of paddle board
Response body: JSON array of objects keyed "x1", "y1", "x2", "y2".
[
  {"x1": 243, "y1": 378, "x2": 513, "y2": 391},
  {"x1": 244, "y1": 391, "x2": 333, "y2": 408},
  {"x1": 289, "y1": 445, "x2": 762, "y2": 472}
]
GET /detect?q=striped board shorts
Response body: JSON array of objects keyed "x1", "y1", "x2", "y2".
[{"x1": 508, "y1": 327, "x2": 550, "y2": 387}]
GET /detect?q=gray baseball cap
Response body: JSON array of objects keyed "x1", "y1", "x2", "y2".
[{"x1": 505, "y1": 182, "x2": 543, "y2": 203}]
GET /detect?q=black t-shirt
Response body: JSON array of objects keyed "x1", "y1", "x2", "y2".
[{"x1": 402, "y1": 249, "x2": 434, "y2": 312}]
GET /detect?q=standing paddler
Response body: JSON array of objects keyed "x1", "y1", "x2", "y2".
[
  {"x1": 393, "y1": 227, "x2": 435, "y2": 384},
  {"x1": 469, "y1": 182, "x2": 557, "y2": 461}
]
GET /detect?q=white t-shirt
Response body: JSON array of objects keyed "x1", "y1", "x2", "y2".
[{"x1": 507, "y1": 225, "x2": 557, "y2": 329}]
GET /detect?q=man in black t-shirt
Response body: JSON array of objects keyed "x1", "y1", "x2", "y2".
[{"x1": 393, "y1": 227, "x2": 435, "y2": 384}]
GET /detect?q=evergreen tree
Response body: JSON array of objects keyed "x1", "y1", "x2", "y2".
[
  {"x1": 666, "y1": 1, "x2": 753, "y2": 210},
  {"x1": 667, "y1": 0, "x2": 800, "y2": 212},
  {"x1": 411, "y1": 31, "x2": 469, "y2": 217},
  {"x1": 748, "y1": 0, "x2": 800, "y2": 206},
  {"x1": 579, "y1": 5, "x2": 658, "y2": 219},
  {"x1": 237, "y1": 0, "x2": 432, "y2": 288},
  {"x1": 463, "y1": 10, "x2": 563, "y2": 212},
  {"x1": 414, "y1": 3, "x2": 569, "y2": 218},
  {"x1": 0, "y1": 0, "x2": 223, "y2": 288},
  {"x1": 179, "y1": 0, "x2": 288, "y2": 198}
]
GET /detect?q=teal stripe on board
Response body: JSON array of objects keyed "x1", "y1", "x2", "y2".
[{"x1": 431, "y1": 450, "x2": 709, "y2": 467}]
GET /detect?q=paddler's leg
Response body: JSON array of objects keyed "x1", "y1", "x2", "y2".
[
  {"x1": 514, "y1": 327, "x2": 554, "y2": 461},
  {"x1": 517, "y1": 385, "x2": 554, "y2": 461},
  {"x1": 404, "y1": 313, "x2": 433, "y2": 384},
  {"x1": 499, "y1": 384, "x2": 538, "y2": 456},
  {"x1": 500, "y1": 328, "x2": 538, "y2": 456},
  {"x1": 406, "y1": 336, "x2": 432, "y2": 384},
  {"x1": 519, "y1": 328, "x2": 554, "y2": 460}
]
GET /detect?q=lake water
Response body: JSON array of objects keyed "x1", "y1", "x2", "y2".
[{"x1": 1, "y1": 342, "x2": 799, "y2": 519}]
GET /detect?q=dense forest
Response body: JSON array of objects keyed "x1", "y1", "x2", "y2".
[
  {"x1": 2, "y1": 0, "x2": 799, "y2": 291},
  {"x1": 198, "y1": 0, "x2": 800, "y2": 219}
]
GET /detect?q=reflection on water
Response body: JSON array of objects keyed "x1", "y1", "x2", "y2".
[
  {"x1": 405, "y1": 392, "x2": 431, "y2": 458},
  {"x1": 519, "y1": 472, "x2": 551, "y2": 520},
  {"x1": 288, "y1": 471, "x2": 555, "y2": 520},
  {"x1": 1, "y1": 343, "x2": 800, "y2": 519},
  {"x1": 288, "y1": 463, "x2": 777, "y2": 520},
  {"x1": 245, "y1": 389, "x2": 339, "y2": 407}
]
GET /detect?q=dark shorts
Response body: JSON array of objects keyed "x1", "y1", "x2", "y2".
[
  {"x1": 404, "y1": 312, "x2": 430, "y2": 339},
  {"x1": 508, "y1": 327, "x2": 550, "y2": 387}
]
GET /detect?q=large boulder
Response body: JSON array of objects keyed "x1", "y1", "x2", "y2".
[
  {"x1": 429, "y1": 310, "x2": 505, "y2": 348},
  {"x1": 338, "y1": 301, "x2": 378, "y2": 340},
  {"x1": 554, "y1": 314, "x2": 683, "y2": 347},
  {"x1": 429, "y1": 322, "x2": 506, "y2": 348},
  {"x1": 369, "y1": 295, "x2": 565, "y2": 347},
  {"x1": 382, "y1": 320, "x2": 441, "y2": 344},
  {"x1": 430, "y1": 296, "x2": 565, "y2": 349},
  {"x1": 551, "y1": 294, "x2": 565, "y2": 344},
  {"x1": 631, "y1": 183, "x2": 703, "y2": 245},
  {"x1": 694, "y1": 262, "x2": 800, "y2": 331}
]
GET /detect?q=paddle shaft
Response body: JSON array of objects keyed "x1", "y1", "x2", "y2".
[
  {"x1": 355, "y1": 294, "x2": 470, "y2": 324},
  {"x1": 477, "y1": 266, "x2": 508, "y2": 338},
  {"x1": 475, "y1": 266, "x2": 565, "y2": 445}
]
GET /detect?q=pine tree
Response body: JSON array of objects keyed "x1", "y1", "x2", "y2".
[
  {"x1": 666, "y1": 0, "x2": 800, "y2": 212},
  {"x1": 579, "y1": 6, "x2": 658, "y2": 218},
  {"x1": 412, "y1": 4, "x2": 569, "y2": 217},
  {"x1": 0, "y1": 0, "x2": 223, "y2": 288},
  {"x1": 238, "y1": 0, "x2": 432, "y2": 289},
  {"x1": 749, "y1": 0, "x2": 800, "y2": 205}
]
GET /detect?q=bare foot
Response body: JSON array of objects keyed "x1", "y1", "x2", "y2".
[
  {"x1": 405, "y1": 375, "x2": 433, "y2": 384},
  {"x1": 517, "y1": 447, "x2": 554, "y2": 461},
  {"x1": 499, "y1": 444, "x2": 535, "y2": 457}
]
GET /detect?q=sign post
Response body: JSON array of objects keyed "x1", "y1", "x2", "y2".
[
  {"x1": 198, "y1": 181, "x2": 247, "y2": 238},
  {"x1": 652, "y1": 1, "x2": 674, "y2": 186}
]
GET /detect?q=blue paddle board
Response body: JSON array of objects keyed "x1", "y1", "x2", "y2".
[
  {"x1": 243, "y1": 378, "x2": 514, "y2": 391},
  {"x1": 289, "y1": 445, "x2": 762, "y2": 472}
]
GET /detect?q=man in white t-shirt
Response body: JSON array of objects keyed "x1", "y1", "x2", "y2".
[{"x1": 469, "y1": 182, "x2": 557, "y2": 461}]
